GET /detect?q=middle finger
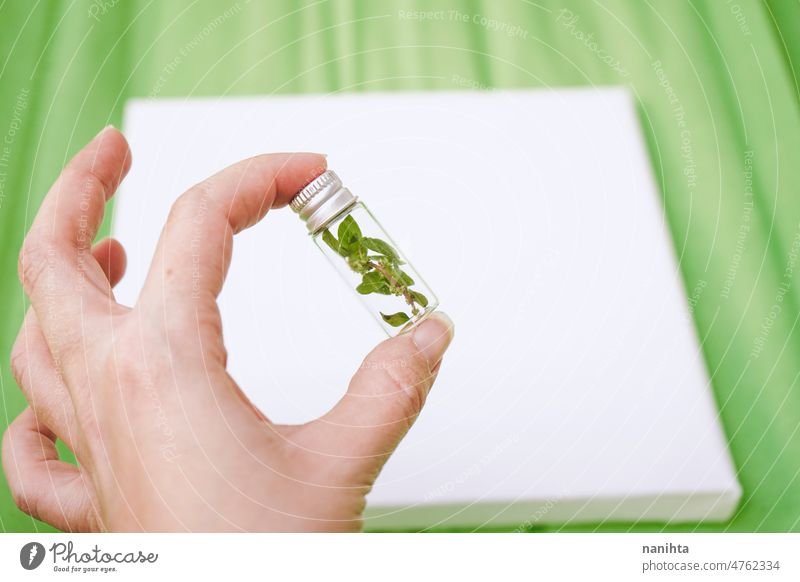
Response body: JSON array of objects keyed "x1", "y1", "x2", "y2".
[{"x1": 10, "y1": 238, "x2": 129, "y2": 461}]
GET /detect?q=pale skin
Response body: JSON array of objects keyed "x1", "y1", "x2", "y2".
[{"x1": 2, "y1": 127, "x2": 454, "y2": 532}]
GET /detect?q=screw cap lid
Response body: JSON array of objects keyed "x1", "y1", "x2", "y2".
[{"x1": 290, "y1": 170, "x2": 357, "y2": 233}]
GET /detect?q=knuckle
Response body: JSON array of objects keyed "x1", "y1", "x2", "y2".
[
  {"x1": 2, "y1": 423, "x2": 33, "y2": 517},
  {"x1": 11, "y1": 486, "x2": 34, "y2": 517},
  {"x1": 169, "y1": 182, "x2": 214, "y2": 224},
  {"x1": 1, "y1": 421, "x2": 14, "y2": 462},
  {"x1": 381, "y1": 362, "x2": 430, "y2": 424},
  {"x1": 18, "y1": 237, "x2": 55, "y2": 295},
  {"x1": 9, "y1": 344, "x2": 29, "y2": 390},
  {"x1": 83, "y1": 167, "x2": 113, "y2": 199},
  {"x1": 194, "y1": 302, "x2": 225, "y2": 340},
  {"x1": 167, "y1": 190, "x2": 193, "y2": 222},
  {"x1": 64, "y1": 165, "x2": 111, "y2": 201},
  {"x1": 9, "y1": 483, "x2": 27, "y2": 514}
]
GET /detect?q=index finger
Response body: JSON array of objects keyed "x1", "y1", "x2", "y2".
[{"x1": 137, "y1": 153, "x2": 326, "y2": 313}]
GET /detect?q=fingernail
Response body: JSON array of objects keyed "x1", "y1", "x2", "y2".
[
  {"x1": 412, "y1": 312, "x2": 454, "y2": 368},
  {"x1": 95, "y1": 124, "x2": 115, "y2": 139}
]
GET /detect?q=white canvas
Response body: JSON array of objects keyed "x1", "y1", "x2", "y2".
[{"x1": 113, "y1": 88, "x2": 741, "y2": 529}]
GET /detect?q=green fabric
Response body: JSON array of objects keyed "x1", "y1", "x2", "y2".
[{"x1": 1, "y1": 0, "x2": 799, "y2": 533}]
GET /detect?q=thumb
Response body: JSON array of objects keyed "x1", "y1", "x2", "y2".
[{"x1": 312, "y1": 312, "x2": 454, "y2": 473}]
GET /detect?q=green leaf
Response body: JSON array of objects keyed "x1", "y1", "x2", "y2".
[
  {"x1": 321, "y1": 229, "x2": 347, "y2": 256},
  {"x1": 380, "y1": 311, "x2": 411, "y2": 327},
  {"x1": 357, "y1": 282, "x2": 392, "y2": 295},
  {"x1": 361, "y1": 237, "x2": 400, "y2": 261},
  {"x1": 400, "y1": 270, "x2": 415, "y2": 286},
  {"x1": 356, "y1": 271, "x2": 391, "y2": 295},
  {"x1": 363, "y1": 270, "x2": 388, "y2": 285},
  {"x1": 411, "y1": 291, "x2": 429, "y2": 307},
  {"x1": 338, "y1": 214, "x2": 362, "y2": 240},
  {"x1": 337, "y1": 215, "x2": 362, "y2": 254}
]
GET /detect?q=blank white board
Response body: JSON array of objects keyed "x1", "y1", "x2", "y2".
[{"x1": 114, "y1": 88, "x2": 741, "y2": 529}]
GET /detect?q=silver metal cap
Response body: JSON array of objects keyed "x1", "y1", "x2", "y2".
[{"x1": 290, "y1": 170, "x2": 357, "y2": 233}]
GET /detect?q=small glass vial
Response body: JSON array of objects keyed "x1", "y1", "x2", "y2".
[{"x1": 290, "y1": 170, "x2": 439, "y2": 336}]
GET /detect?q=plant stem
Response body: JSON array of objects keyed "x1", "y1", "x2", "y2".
[{"x1": 368, "y1": 260, "x2": 419, "y2": 315}]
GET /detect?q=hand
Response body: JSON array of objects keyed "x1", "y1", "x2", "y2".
[{"x1": 2, "y1": 127, "x2": 454, "y2": 531}]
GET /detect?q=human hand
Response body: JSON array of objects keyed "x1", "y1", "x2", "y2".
[{"x1": 2, "y1": 127, "x2": 454, "y2": 531}]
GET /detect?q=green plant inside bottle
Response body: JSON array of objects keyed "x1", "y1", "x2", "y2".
[{"x1": 321, "y1": 215, "x2": 429, "y2": 327}]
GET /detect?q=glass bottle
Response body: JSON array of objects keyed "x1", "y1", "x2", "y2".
[{"x1": 290, "y1": 170, "x2": 439, "y2": 336}]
